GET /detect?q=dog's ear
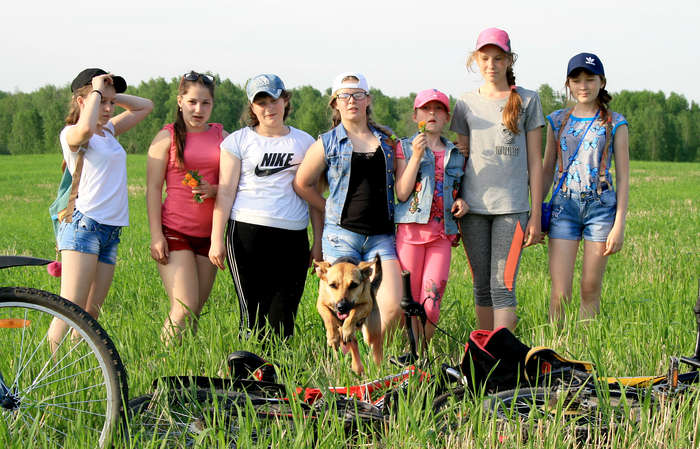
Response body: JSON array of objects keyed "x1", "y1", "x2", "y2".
[
  {"x1": 314, "y1": 261, "x2": 331, "y2": 280},
  {"x1": 357, "y1": 260, "x2": 375, "y2": 282},
  {"x1": 370, "y1": 254, "x2": 382, "y2": 294}
]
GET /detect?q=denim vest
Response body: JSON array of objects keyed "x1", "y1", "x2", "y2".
[
  {"x1": 321, "y1": 123, "x2": 395, "y2": 227},
  {"x1": 394, "y1": 134, "x2": 465, "y2": 235}
]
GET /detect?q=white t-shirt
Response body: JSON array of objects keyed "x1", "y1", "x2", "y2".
[
  {"x1": 59, "y1": 122, "x2": 129, "y2": 226},
  {"x1": 221, "y1": 126, "x2": 315, "y2": 230}
]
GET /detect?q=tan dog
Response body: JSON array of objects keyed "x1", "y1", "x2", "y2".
[{"x1": 315, "y1": 255, "x2": 383, "y2": 375}]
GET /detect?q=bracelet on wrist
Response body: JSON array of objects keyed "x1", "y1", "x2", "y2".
[{"x1": 90, "y1": 90, "x2": 103, "y2": 99}]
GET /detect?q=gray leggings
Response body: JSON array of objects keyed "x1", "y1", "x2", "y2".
[{"x1": 459, "y1": 213, "x2": 528, "y2": 309}]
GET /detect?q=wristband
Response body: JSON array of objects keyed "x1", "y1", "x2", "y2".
[{"x1": 90, "y1": 90, "x2": 103, "y2": 99}]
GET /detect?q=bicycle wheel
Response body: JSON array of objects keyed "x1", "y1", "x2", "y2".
[
  {"x1": 432, "y1": 386, "x2": 469, "y2": 435},
  {"x1": 0, "y1": 287, "x2": 127, "y2": 448},
  {"x1": 127, "y1": 387, "x2": 314, "y2": 447},
  {"x1": 483, "y1": 386, "x2": 647, "y2": 442}
]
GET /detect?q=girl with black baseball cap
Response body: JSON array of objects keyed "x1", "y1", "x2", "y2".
[
  {"x1": 48, "y1": 68, "x2": 153, "y2": 349},
  {"x1": 542, "y1": 53, "x2": 630, "y2": 322}
]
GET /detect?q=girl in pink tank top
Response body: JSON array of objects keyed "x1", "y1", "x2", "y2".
[{"x1": 146, "y1": 71, "x2": 228, "y2": 344}]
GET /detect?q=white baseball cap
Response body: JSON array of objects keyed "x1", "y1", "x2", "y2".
[{"x1": 331, "y1": 72, "x2": 369, "y2": 95}]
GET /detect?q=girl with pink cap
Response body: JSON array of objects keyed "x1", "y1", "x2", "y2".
[
  {"x1": 394, "y1": 89, "x2": 467, "y2": 343},
  {"x1": 450, "y1": 28, "x2": 545, "y2": 332}
]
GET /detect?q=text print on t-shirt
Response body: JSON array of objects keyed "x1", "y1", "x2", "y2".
[{"x1": 254, "y1": 152, "x2": 300, "y2": 177}]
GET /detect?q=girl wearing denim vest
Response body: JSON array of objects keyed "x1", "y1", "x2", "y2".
[
  {"x1": 395, "y1": 89, "x2": 467, "y2": 343},
  {"x1": 450, "y1": 28, "x2": 545, "y2": 332},
  {"x1": 543, "y1": 53, "x2": 629, "y2": 321},
  {"x1": 295, "y1": 72, "x2": 404, "y2": 341}
]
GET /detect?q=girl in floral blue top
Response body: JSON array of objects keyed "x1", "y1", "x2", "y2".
[{"x1": 543, "y1": 52, "x2": 630, "y2": 321}]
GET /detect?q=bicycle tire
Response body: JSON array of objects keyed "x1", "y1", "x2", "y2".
[
  {"x1": 432, "y1": 386, "x2": 468, "y2": 435},
  {"x1": 127, "y1": 387, "x2": 315, "y2": 447},
  {"x1": 483, "y1": 385, "x2": 647, "y2": 442},
  {"x1": 0, "y1": 287, "x2": 127, "y2": 448}
]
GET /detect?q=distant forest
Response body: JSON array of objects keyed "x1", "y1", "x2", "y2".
[{"x1": 0, "y1": 77, "x2": 697, "y2": 161}]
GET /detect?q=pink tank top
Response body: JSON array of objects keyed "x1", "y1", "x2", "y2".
[{"x1": 161, "y1": 123, "x2": 223, "y2": 237}]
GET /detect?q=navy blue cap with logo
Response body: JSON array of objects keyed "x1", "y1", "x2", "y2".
[{"x1": 567, "y1": 53, "x2": 605, "y2": 77}]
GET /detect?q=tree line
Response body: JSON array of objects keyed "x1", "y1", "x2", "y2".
[{"x1": 0, "y1": 77, "x2": 697, "y2": 162}]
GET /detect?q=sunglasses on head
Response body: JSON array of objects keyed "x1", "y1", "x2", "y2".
[{"x1": 183, "y1": 71, "x2": 215, "y2": 85}]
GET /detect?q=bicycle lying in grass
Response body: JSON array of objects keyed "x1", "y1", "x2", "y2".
[
  {"x1": 126, "y1": 274, "x2": 700, "y2": 446},
  {"x1": 0, "y1": 256, "x2": 127, "y2": 449}
]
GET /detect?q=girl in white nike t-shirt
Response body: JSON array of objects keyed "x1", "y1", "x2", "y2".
[{"x1": 210, "y1": 74, "x2": 321, "y2": 340}]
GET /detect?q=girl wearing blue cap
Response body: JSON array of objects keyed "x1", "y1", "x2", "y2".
[
  {"x1": 543, "y1": 53, "x2": 630, "y2": 321},
  {"x1": 49, "y1": 69, "x2": 153, "y2": 349},
  {"x1": 210, "y1": 74, "x2": 319, "y2": 340}
]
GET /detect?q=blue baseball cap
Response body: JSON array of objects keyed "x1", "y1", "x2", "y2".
[
  {"x1": 245, "y1": 74, "x2": 285, "y2": 102},
  {"x1": 567, "y1": 53, "x2": 605, "y2": 77}
]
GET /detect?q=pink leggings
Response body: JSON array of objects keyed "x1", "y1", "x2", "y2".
[{"x1": 396, "y1": 235, "x2": 452, "y2": 325}]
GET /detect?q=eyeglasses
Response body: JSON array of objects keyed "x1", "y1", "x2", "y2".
[
  {"x1": 183, "y1": 71, "x2": 215, "y2": 85},
  {"x1": 336, "y1": 92, "x2": 368, "y2": 102}
]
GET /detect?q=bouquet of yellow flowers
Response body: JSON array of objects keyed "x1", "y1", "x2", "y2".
[{"x1": 182, "y1": 170, "x2": 204, "y2": 203}]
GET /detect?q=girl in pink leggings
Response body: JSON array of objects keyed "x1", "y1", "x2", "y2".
[{"x1": 395, "y1": 89, "x2": 467, "y2": 342}]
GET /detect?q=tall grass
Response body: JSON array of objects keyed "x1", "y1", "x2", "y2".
[{"x1": 0, "y1": 154, "x2": 698, "y2": 448}]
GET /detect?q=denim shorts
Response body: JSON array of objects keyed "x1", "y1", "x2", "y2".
[
  {"x1": 549, "y1": 188, "x2": 617, "y2": 242},
  {"x1": 322, "y1": 222, "x2": 397, "y2": 263},
  {"x1": 57, "y1": 210, "x2": 122, "y2": 264}
]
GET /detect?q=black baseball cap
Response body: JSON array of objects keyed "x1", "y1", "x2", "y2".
[
  {"x1": 567, "y1": 53, "x2": 605, "y2": 77},
  {"x1": 71, "y1": 68, "x2": 127, "y2": 93}
]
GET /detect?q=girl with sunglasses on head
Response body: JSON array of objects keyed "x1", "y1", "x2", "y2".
[
  {"x1": 294, "y1": 72, "x2": 404, "y2": 343},
  {"x1": 48, "y1": 69, "x2": 153, "y2": 349},
  {"x1": 147, "y1": 71, "x2": 226, "y2": 344},
  {"x1": 450, "y1": 28, "x2": 545, "y2": 332},
  {"x1": 210, "y1": 74, "x2": 319, "y2": 340},
  {"x1": 542, "y1": 53, "x2": 629, "y2": 322}
]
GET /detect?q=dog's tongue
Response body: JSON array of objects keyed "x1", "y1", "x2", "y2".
[{"x1": 337, "y1": 312, "x2": 349, "y2": 320}]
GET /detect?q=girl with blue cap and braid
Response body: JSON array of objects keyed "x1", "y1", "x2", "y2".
[{"x1": 543, "y1": 53, "x2": 630, "y2": 321}]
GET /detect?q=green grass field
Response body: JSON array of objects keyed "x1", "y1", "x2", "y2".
[{"x1": 0, "y1": 154, "x2": 698, "y2": 448}]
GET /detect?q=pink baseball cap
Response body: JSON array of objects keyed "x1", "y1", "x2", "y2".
[
  {"x1": 413, "y1": 89, "x2": 450, "y2": 113},
  {"x1": 475, "y1": 27, "x2": 511, "y2": 53}
]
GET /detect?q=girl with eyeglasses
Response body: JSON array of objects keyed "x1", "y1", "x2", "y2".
[
  {"x1": 146, "y1": 71, "x2": 226, "y2": 344},
  {"x1": 48, "y1": 69, "x2": 153, "y2": 350},
  {"x1": 294, "y1": 72, "x2": 404, "y2": 348},
  {"x1": 210, "y1": 74, "x2": 319, "y2": 341},
  {"x1": 450, "y1": 28, "x2": 545, "y2": 332}
]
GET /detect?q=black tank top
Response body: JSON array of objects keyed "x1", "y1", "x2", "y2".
[{"x1": 340, "y1": 147, "x2": 393, "y2": 235}]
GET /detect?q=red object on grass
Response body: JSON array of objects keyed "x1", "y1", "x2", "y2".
[{"x1": 47, "y1": 261, "x2": 62, "y2": 277}]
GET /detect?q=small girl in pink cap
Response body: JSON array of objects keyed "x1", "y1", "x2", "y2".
[{"x1": 395, "y1": 89, "x2": 467, "y2": 343}]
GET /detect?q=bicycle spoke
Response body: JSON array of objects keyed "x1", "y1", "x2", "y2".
[
  {"x1": 26, "y1": 342, "x2": 100, "y2": 393},
  {"x1": 25, "y1": 365, "x2": 103, "y2": 397}
]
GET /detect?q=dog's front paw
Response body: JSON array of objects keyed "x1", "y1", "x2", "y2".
[{"x1": 341, "y1": 324, "x2": 356, "y2": 344}]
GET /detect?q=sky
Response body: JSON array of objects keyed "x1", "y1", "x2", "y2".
[{"x1": 3, "y1": 0, "x2": 699, "y2": 104}]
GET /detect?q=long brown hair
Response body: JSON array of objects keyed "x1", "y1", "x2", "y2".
[
  {"x1": 173, "y1": 76, "x2": 216, "y2": 169},
  {"x1": 467, "y1": 50, "x2": 523, "y2": 134},
  {"x1": 64, "y1": 85, "x2": 93, "y2": 125},
  {"x1": 244, "y1": 90, "x2": 292, "y2": 127}
]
